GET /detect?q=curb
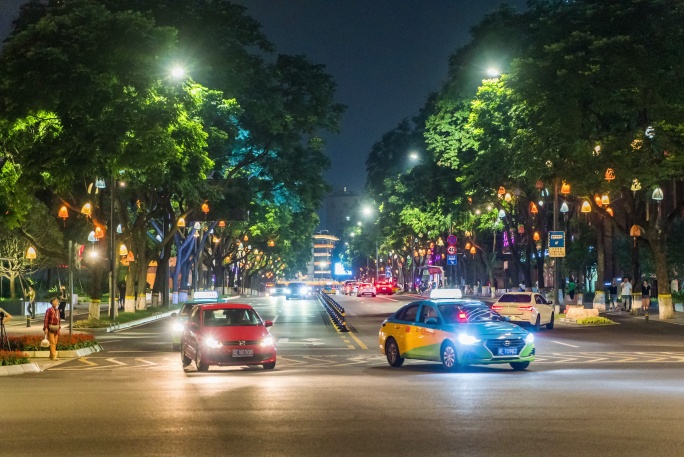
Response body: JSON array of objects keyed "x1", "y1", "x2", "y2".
[
  {"x1": 0, "y1": 362, "x2": 40, "y2": 377},
  {"x1": 24, "y1": 344, "x2": 104, "y2": 358},
  {"x1": 106, "y1": 311, "x2": 176, "y2": 332}
]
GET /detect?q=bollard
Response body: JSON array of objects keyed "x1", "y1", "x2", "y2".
[
  {"x1": 26, "y1": 314, "x2": 31, "y2": 327},
  {"x1": 645, "y1": 311, "x2": 649, "y2": 322}
]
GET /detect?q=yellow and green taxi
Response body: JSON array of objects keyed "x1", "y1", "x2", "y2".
[
  {"x1": 170, "y1": 291, "x2": 221, "y2": 351},
  {"x1": 379, "y1": 298, "x2": 535, "y2": 371}
]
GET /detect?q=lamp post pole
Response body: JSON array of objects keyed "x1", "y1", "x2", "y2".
[
  {"x1": 375, "y1": 241, "x2": 379, "y2": 283},
  {"x1": 552, "y1": 180, "x2": 560, "y2": 314},
  {"x1": 68, "y1": 240, "x2": 74, "y2": 337},
  {"x1": 109, "y1": 174, "x2": 117, "y2": 320}
]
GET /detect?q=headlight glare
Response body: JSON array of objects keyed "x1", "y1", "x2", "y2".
[
  {"x1": 172, "y1": 322, "x2": 185, "y2": 332},
  {"x1": 284, "y1": 288, "x2": 291, "y2": 294},
  {"x1": 204, "y1": 337, "x2": 222, "y2": 349},
  {"x1": 525, "y1": 333, "x2": 535, "y2": 344},
  {"x1": 458, "y1": 334, "x2": 480, "y2": 345},
  {"x1": 261, "y1": 336, "x2": 274, "y2": 347}
]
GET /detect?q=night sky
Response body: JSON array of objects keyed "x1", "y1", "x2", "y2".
[{"x1": 0, "y1": 0, "x2": 528, "y2": 193}]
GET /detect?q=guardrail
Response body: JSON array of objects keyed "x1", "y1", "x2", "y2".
[{"x1": 318, "y1": 292, "x2": 349, "y2": 332}]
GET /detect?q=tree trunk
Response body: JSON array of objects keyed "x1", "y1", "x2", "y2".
[{"x1": 650, "y1": 237, "x2": 673, "y2": 319}]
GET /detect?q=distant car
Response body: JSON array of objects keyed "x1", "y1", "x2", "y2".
[
  {"x1": 343, "y1": 281, "x2": 360, "y2": 295},
  {"x1": 267, "y1": 284, "x2": 287, "y2": 297},
  {"x1": 170, "y1": 291, "x2": 221, "y2": 351},
  {"x1": 378, "y1": 299, "x2": 535, "y2": 371},
  {"x1": 491, "y1": 292, "x2": 554, "y2": 331},
  {"x1": 181, "y1": 303, "x2": 276, "y2": 371},
  {"x1": 285, "y1": 282, "x2": 311, "y2": 300},
  {"x1": 357, "y1": 283, "x2": 376, "y2": 297},
  {"x1": 321, "y1": 283, "x2": 337, "y2": 294},
  {"x1": 375, "y1": 281, "x2": 393, "y2": 295}
]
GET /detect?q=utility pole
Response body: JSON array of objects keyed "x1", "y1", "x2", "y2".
[
  {"x1": 109, "y1": 174, "x2": 117, "y2": 320},
  {"x1": 552, "y1": 180, "x2": 560, "y2": 314},
  {"x1": 68, "y1": 240, "x2": 74, "y2": 337}
]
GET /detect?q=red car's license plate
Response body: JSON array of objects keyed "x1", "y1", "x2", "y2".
[{"x1": 232, "y1": 349, "x2": 253, "y2": 357}]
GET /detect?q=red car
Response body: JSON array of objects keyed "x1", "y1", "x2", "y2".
[
  {"x1": 181, "y1": 303, "x2": 276, "y2": 371},
  {"x1": 375, "y1": 281, "x2": 394, "y2": 295}
]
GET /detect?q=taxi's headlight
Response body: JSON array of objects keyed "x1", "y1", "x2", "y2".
[
  {"x1": 284, "y1": 288, "x2": 291, "y2": 294},
  {"x1": 458, "y1": 334, "x2": 481, "y2": 345},
  {"x1": 525, "y1": 334, "x2": 535, "y2": 344},
  {"x1": 204, "y1": 337, "x2": 222, "y2": 349},
  {"x1": 172, "y1": 322, "x2": 185, "y2": 332},
  {"x1": 260, "y1": 336, "x2": 274, "y2": 347}
]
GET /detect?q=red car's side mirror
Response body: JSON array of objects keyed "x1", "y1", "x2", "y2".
[{"x1": 264, "y1": 320, "x2": 273, "y2": 327}]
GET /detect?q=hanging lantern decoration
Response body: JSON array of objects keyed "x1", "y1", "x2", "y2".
[
  {"x1": 212, "y1": 236, "x2": 220, "y2": 244},
  {"x1": 631, "y1": 178, "x2": 642, "y2": 194},
  {"x1": 119, "y1": 244, "x2": 128, "y2": 256},
  {"x1": 630, "y1": 224, "x2": 642, "y2": 247},
  {"x1": 560, "y1": 202, "x2": 569, "y2": 213},
  {"x1": 201, "y1": 202, "x2": 210, "y2": 214},
  {"x1": 126, "y1": 251, "x2": 135, "y2": 262},
  {"x1": 116, "y1": 224, "x2": 123, "y2": 234},
  {"x1": 560, "y1": 182, "x2": 571, "y2": 195},
  {"x1": 268, "y1": 239, "x2": 275, "y2": 247},
  {"x1": 244, "y1": 234, "x2": 249, "y2": 241},
  {"x1": 81, "y1": 203, "x2": 92, "y2": 217},
  {"x1": 95, "y1": 178, "x2": 106, "y2": 189},
  {"x1": 652, "y1": 187, "x2": 664, "y2": 201},
  {"x1": 606, "y1": 207, "x2": 614, "y2": 217},
  {"x1": 533, "y1": 231, "x2": 540, "y2": 241},
  {"x1": 593, "y1": 145, "x2": 601, "y2": 156},
  {"x1": 87, "y1": 231, "x2": 97, "y2": 242},
  {"x1": 535, "y1": 180, "x2": 544, "y2": 190},
  {"x1": 541, "y1": 188, "x2": 550, "y2": 197},
  {"x1": 25, "y1": 246, "x2": 37, "y2": 260},
  {"x1": 58, "y1": 205, "x2": 69, "y2": 221},
  {"x1": 498, "y1": 209, "x2": 506, "y2": 219},
  {"x1": 581, "y1": 201, "x2": 592, "y2": 213},
  {"x1": 517, "y1": 225, "x2": 525, "y2": 235},
  {"x1": 193, "y1": 230, "x2": 199, "y2": 238},
  {"x1": 94, "y1": 226, "x2": 105, "y2": 240},
  {"x1": 469, "y1": 246, "x2": 476, "y2": 255},
  {"x1": 497, "y1": 186, "x2": 506, "y2": 197},
  {"x1": 194, "y1": 221, "x2": 201, "y2": 230},
  {"x1": 605, "y1": 168, "x2": 616, "y2": 181},
  {"x1": 530, "y1": 202, "x2": 539, "y2": 214},
  {"x1": 504, "y1": 193, "x2": 512, "y2": 202},
  {"x1": 465, "y1": 242, "x2": 471, "y2": 250},
  {"x1": 177, "y1": 217, "x2": 186, "y2": 228},
  {"x1": 601, "y1": 194, "x2": 610, "y2": 206},
  {"x1": 594, "y1": 195, "x2": 603, "y2": 207},
  {"x1": 218, "y1": 220, "x2": 226, "y2": 228}
]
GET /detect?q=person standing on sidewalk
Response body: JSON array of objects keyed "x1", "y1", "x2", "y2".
[
  {"x1": 641, "y1": 280, "x2": 651, "y2": 313},
  {"x1": 567, "y1": 276, "x2": 576, "y2": 302},
  {"x1": 43, "y1": 298, "x2": 61, "y2": 360},
  {"x1": 609, "y1": 279, "x2": 618, "y2": 310},
  {"x1": 621, "y1": 277, "x2": 633, "y2": 311},
  {"x1": 58, "y1": 286, "x2": 67, "y2": 321}
]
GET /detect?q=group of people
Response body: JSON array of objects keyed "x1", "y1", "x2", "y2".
[{"x1": 607, "y1": 277, "x2": 652, "y2": 313}]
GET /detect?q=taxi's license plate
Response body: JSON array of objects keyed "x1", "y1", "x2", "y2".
[
  {"x1": 497, "y1": 347, "x2": 518, "y2": 356},
  {"x1": 232, "y1": 349, "x2": 253, "y2": 357}
]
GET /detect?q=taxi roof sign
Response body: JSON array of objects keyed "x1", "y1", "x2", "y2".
[
  {"x1": 193, "y1": 291, "x2": 219, "y2": 300},
  {"x1": 429, "y1": 289, "x2": 463, "y2": 300}
]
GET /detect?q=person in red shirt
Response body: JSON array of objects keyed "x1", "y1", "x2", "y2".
[{"x1": 43, "y1": 297, "x2": 61, "y2": 360}]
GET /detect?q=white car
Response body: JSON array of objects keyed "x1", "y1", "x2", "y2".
[
  {"x1": 356, "y1": 283, "x2": 376, "y2": 297},
  {"x1": 491, "y1": 292, "x2": 554, "y2": 330}
]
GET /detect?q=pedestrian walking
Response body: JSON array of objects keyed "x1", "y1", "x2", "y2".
[
  {"x1": 641, "y1": 280, "x2": 651, "y2": 313},
  {"x1": 609, "y1": 279, "x2": 618, "y2": 310},
  {"x1": 620, "y1": 277, "x2": 633, "y2": 311},
  {"x1": 568, "y1": 276, "x2": 576, "y2": 302},
  {"x1": 58, "y1": 286, "x2": 67, "y2": 321},
  {"x1": 43, "y1": 297, "x2": 61, "y2": 360},
  {"x1": 27, "y1": 285, "x2": 36, "y2": 319}
]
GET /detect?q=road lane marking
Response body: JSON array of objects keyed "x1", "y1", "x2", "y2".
[
  {"x1": 550, "y1": 340, "x2": 580, "y2": 348},
  {"x1": 78, "y1": 358, "x2": 97, "y2": 366},
  {"x1": 347, "y1": 330, "x2": 369, "y2": 350},
  {"x1": 106, "y1": 358, "x2": 127, "y2": 365},
  {"x1": 135, "y1": 358, "x2": 157, "y2": 366}
]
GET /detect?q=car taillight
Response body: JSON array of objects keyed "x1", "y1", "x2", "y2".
[
  {"x1": 491, "y1": 305, "x2": 503, "y2": 310},
  {"x1": 518, "y1": 306, "x2": 535, "y2": 312}
]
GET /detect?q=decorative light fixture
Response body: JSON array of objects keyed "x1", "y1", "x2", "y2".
[
  {"x1": 193, "y1": 221, "x2": 201, "y2": 230},
  {"x1": 469, "y1": 246, "x2": 476, "y2": 255},
  {"x1": 497, "y1": 186, "x2": 506, "y2": 197},
  {"x1": 530, "y1": 202, "x2": 539, "y2": 214},
  {"x1": 87, "y1": 231, "x2": 97, "y2": 242},
  {"x1": 518, "y1": 225, "x2": 525, "y2": 235},
  {"x1": 533, "y1": 231, "x2": 540, "y2": 241},
  {"x1": 218, "y1": 220, "x2": 226, "y2": 228},
  {"x1": 581, "y1": 201, "x2": 592, "y2": 213},
  {"x1": 119, "y1": 244, "x2": 128, "y2": 256},
  {"x1": 58, "y1": 205, "x2": 69, "y2": 221},
  {"x1": 601, "y1": 195, "x2": 610, "y2": 206},
  {"x1": 631, "y1": 178, "x2": 642, "y2": 193},
  {"x1": 645, "y1": 126, "x2": 655, "y2": 139},
  {"x1": 244, "y1": 234, "x2": 249, "y2": 241},
  {"x1": 193, "y1": 230, "x2": 199, "y2": 239},
  {"x1": 560, "y1": 182, "x2": 571, "y2": 196},
  {"x1": 94, "y1": 226, "x2": 105, "y2": 240},
  {"x1": 535, "y1": 180, "x2": 544, "y2": 190},
  {"x1": 116, "y1": 224, "x2": 123, "y2": 234},
  {"x1": 95, "y1": 178, "x2": 106, "y2": 189},
  {"x1": 81, "y1": 203, "x2": 92, "y2": 217},
  {"x1": 606, "y1": 207, "x2": 614, "y2": 217},
  {"x1": 560, "y1": 202, "x2": 569, "y2": 213},
  {"x1": 652, "y1": 187, "x2": 664, "y2": 201},
  {"x1": 201, "y1": 202, "x2": 210, "y2": 214},
  {"x1": 504, "y1": 193, "x2": 512, "y2": 202},
  {"x1": 268, "y1": 240, "x2": 275, "y2": 247},
  {"x1": 212, "y1": 236, "x2": 220, "y2": 244},
  {"x1": 498, "y1": 209, "x2": 506, "y2": 219},
  {"x1": 594, "y1": 195, "x2": 603, "y2": 207},
  {"x1": 630, "y1": 224, "x2": 641, "y2": 247},
  {"x1": 465, "y1": 242, "x2": 471, "y2": 250},
  {"x1": 126, "y1": 251, "x2": 135, "y2": 262},
  {"x1": 25, "y1": 246, "x2": 37, "y2": 260},
  {"x1": 605, "y1": 168, "x2": 615, "y2": 181},
  {"x1": 593, "y1": 145, "x2": 601, "y2": 156},
  {"x1": 178, "y1": 217, "x2": 186, "y2": 228}
]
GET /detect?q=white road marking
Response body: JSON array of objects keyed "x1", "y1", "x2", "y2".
[
  {"x1": 106, "y1": 358, "x2": 127, "y2": 366},
  {"x1": 550, "y1": 340, "x2": 580, "y2": 348},
  {"x1": 272, "y1": 314, "x2": 279, "y2": 323},
  {"x1": 278, "y1": 338, "x2": 289, "y2": 344}
]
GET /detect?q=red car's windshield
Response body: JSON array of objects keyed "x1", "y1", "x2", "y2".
[{"x1": 203, "y1": 308, "x2": 261, "y2": 327}]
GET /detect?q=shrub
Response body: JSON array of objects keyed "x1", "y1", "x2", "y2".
[
  {"x1": 671, "y1": 290, "x2": 684, "y2": 303},
  {"x1": 576, "y1": 316, "x2": 615, "y2": 325},
  {"x1": 0, "y1": 350, "x2": 30, "y2": 365},
  {"x1": 8, "y1": 333, "x2": 97, "y2": 351}
]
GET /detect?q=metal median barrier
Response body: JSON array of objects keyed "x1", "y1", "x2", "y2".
[{"x1": 318, "y1": 292, "x2": 349, "y2": 332}]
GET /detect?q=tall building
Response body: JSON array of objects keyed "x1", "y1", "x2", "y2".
[
  {"x1": 321, "y1": 187, "x2": 360, "y2": 237},
  {"x1": 310, "y1": 232, "x2": 339, "y2": 280}
]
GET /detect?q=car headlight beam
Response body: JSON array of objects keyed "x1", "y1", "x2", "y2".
[
  {"x1": 458, "y1": 334, "x2": 480, "y2": 345},
  {"x1": 204, "y1": 337, "x2": 222, "y2": 349},
  {"x1": 172, "y1": 322, "x2": 185, "y2": 332},
  {"x1": 525, "y1": 333, "x2": 535, "y2": 344},
  {"x1": 260, "y1": 336, "x2": 274, "y2": 347}
]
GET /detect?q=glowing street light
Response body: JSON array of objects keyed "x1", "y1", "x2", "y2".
[{"x1": 171, "y1": 66, "x2": 185, "y2": 79}]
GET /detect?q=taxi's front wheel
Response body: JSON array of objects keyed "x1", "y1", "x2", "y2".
[
  {"x1": 385, "y1": 338, "x2": 404, "y2": 367},
  {"x1": 441, "y1": 341, "x2": 459, "y2": 372}
]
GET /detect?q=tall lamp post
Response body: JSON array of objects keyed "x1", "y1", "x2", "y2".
[{"x1": 109, "y1": 174, "x2": 117, "y2": 320}]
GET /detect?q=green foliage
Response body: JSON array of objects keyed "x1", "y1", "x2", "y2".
[
  {"x1": 575, "y1": 316, "x2": 615, "y2": 325},
  {"x1": 8, "y1": 333, "x2": 97, "y2": 351}
]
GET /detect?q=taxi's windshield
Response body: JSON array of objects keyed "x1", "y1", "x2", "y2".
[{"x1": 438, "y1": 304, "x2": 506, "y2": 323}]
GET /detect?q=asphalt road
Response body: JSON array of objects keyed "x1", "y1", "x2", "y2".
[{"x1": 4, "y1": 293, "x2": 684, "y2": 457}]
